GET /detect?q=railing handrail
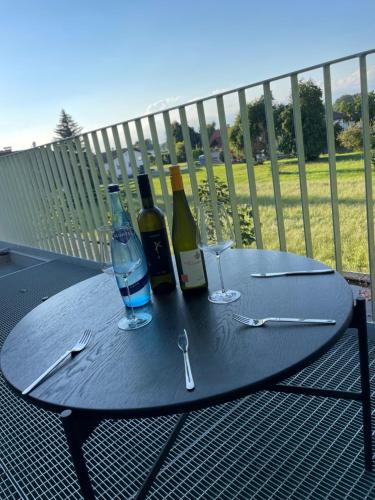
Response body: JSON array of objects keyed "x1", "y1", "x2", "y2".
[{"x1": 2, "y1": 47, "x2": 374, "y2": 157}]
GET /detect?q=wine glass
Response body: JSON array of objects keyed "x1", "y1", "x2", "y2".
[
  {"x1": 98, "y1": 225, "x2": 152, "y2": 330},
  {"x1": 98, "y1": 225, "x2": 114, "y2": 275},
  {"x1": 197, "y1": 202, "x2": 241, "y2": 304}
]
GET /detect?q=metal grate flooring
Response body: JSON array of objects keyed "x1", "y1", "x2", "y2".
[{"x1": 1, "y1": 260, "x2": 375, "y2": 499}]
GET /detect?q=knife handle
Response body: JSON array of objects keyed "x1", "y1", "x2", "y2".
[
  {"x1": 183, "y1": 353, "x2": 195, "y2": 391},
  {"x1": 285, "y1": 269, "x2": 334, "y2": 276},
  {"x1": 252, "y1": 269, "x2": 334, "y2": 277},
  {"x1": 266, "y1": 317, "x2": 336, "y2": 324}
]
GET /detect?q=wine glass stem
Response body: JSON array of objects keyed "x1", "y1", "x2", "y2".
[
  {"x1": 125, "y1": 275, "x2": 136, "y2": 320},
  {"x1": 216, "y1": 253, "x2": 226, "y2": 293}
]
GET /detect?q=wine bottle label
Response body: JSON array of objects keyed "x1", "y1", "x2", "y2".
[
  {"x1": 119, "y1": 273, "x2": 149, "y2": 296},
  {"x1": 141, "y1": 230, "x2": 172, "y2": 277},
  {"x1": 113, "y1": 227, "x2": 134, "y2": 244},
  {"x1": 180, "y1": 249, "x2": 206, "y2": 288}
]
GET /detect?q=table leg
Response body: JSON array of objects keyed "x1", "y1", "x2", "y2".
[
  {"x1": 61, "y1": 409, "x2": 96, "y2": 500},
  {"x1": 135, "y1": 413, "x2": 189, "y2": 500},
  {"x1": 269, "y1": 297, "x2": 373, "y2": 471},
  {"x1": 355, "y1": 298, "x2": 373, "y2": 471}
]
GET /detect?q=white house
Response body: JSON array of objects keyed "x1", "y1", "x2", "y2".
[
  {"x1": 104, "y1": 149, "x2": 143, "y2": 179},
  {"x1": 333, "y1": 111, "x2": 354, "y2": 130}
]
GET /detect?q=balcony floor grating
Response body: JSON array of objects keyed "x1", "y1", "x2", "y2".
[{"x1": 0, "y1": 260, "x2": 375, "y2": 499}]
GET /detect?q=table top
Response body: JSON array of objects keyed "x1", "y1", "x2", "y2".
[{"x1": 1, "y1": 249, "x2": 353, "y2": 418}]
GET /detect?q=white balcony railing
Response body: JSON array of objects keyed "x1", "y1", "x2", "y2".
[{"x1": 0, "y1": 49, "x2": 374, "y2": 312}]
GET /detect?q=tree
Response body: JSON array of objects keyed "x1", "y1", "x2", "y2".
[
  {"x1": 334, "y1": 122, "x2": 345, "y2": 152},
  {"x1": 229, "y1": 98, "x2": 266, "y2": 159},
  {"x1": 175, "y1": 141, "x2": 186, "y2": 162},
  {"x1": 368, "y1": 91, "x2": 375, "y2": 125},
  {"x1": 278, "y1": 80, "x2": 326, "y2": 161},
  {"x1": 54, "y1": 109, "x2": 82, "y2": 140},
  {"x1": 171, "y1": 121, "x2": 201, "y2": 148},
  {"x1": 171, "y1": 121, "x2": 183, "y2": 142},
  {"x1": 334, "y1": 91, "x2": 375, "y2": 125},
  {"x1": 333, "y1": 95, "x2": 360, "y2": 123},
  {"x1": 229, "y1": 97, "x2": 284, "y2": 160},
  {"x1": 206, "y1": 122, "x2": 217, "y2": 142},
  {"x1": 277, "y1": 105, "x2": 295, "y2": 156}
]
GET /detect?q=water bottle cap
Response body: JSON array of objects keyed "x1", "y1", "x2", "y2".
[{"x1": 107, "y1": 184, "x2": 119, "y2": 193}]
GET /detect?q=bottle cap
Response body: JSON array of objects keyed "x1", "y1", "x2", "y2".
[
  {"x1": 138, "y1": 163, "x2": 145, "y2": 175},
  {"x1": 107, "y1": 184, "x2": 119, "y2": 193},
  {"x1": 137, "y1": 173, "x2": 152, "y2": 198},
  {"x1": 170, "y1": 165, "x2": 184, "y2": 191}
]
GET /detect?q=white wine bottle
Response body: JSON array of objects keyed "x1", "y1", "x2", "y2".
[
  {"x1": 170, "y1": 165, "x2": 208, "y2": 293},
  {"x1": 137, "y1": 173, "x2": 176, "y2": 294}
]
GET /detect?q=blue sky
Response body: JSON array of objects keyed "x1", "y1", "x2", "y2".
[{"x1": 1, "y1": 0, "x2": 375, "y2": 150}]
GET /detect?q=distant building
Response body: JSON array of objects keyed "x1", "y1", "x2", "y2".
[
  {"x1": 103, "y1": 148, "x2": 143, "y2": 178},
  {"x1": 333, "y1": 111, "x2": 353, "y2": 130},
  {"x1": 0, "y1": 147, "x2": 12, "y2": 157}
]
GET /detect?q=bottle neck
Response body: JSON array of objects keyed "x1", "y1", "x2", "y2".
[
  {"x1": 137, "y1": 173, "x2": 155, "y2": 210},
  {"x1": 172, "y1": 188, "x2": 192, "y2": 217},
  {"x1": 170, "y1": 168, "x2": 184, "y2": 192},
  {"x1": 109, "y1": 191, "x2": 130, "y2": 228},
  {"x1": 141, "y1": 195, "x2": 154, "y2": 209},
  {"x1": 172, "y1": 188, "x2": 188, "y2": 203}
]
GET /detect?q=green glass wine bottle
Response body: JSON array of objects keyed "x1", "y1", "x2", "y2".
[
  {"x1": 137, "y1": 173, "x2": 176, "y2": 294},
  {"x1": 169, "y1": 165, "x2": 208, "y2": 293}
]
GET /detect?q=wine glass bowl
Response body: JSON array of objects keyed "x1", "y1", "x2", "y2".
[{"x1": 197, "y1": 203, "x2": 241, "y2": 304}]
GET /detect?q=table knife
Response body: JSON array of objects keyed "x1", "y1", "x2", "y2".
[{"x1": 251, "y1": 269, "x2": 334, "y2": 278}]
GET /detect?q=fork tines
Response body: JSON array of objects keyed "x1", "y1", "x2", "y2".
[
  {"x1": 232, "y1": 313, "x2": 249, "y2": 322},
  {"x1": 79, "y1": 329, "x2": 92, "y2": 346}
]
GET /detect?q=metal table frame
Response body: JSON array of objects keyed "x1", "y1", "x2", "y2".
[{"x1": 60, "y1": 297, "x2": 372, "y2": 500}]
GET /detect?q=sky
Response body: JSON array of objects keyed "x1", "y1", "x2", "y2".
[{"x1": 1, "y1": 0, "x2": 375, "y2": 150}]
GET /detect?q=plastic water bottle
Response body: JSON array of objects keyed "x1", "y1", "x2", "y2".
[{"x1": 108, "y1": 184, "x2": 151, "y2": 307}]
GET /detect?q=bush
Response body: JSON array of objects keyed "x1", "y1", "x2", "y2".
[
  {"x1": 197, "y1": 177, "x2": 256, "y2": 247},
  {"x1": 192, "y1": 147, "x2": 203, "y2": 161},
  {"x1": 338, "y1": 123, "x2": 375, "y2": 149},
  {"x1": 338, "y1": 123, "x2": 363, "y2": 151},
  {"x1": 175, "y1": 141, "x2": 186, "y2": 162}
]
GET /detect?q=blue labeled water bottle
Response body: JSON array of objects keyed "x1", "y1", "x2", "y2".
[{"x1": 107, "y1": 184, "x2": 151, "y2": 307}]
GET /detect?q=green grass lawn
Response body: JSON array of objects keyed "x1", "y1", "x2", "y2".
[{"x1": 149, "y1": 152, "x2": 372, "y2": 273}]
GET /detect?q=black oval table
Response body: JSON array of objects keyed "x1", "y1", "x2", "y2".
[{"x1": 0, "y1": 249, "x2": 372, "y2": 500}]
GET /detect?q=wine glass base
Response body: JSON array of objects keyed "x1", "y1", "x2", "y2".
[
  {"x1": 118, "y1": 312, "x2": 152, "y2": 331},
  {"x1": 208, "y1": 289, "x2": 241, "y2": 304},
  {"x1": 102, "y1": 266, "x2": 114, "y2": 275}
]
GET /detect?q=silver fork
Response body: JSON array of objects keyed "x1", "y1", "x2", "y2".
[
  {"x1": 22, "y1": 329, "x2": 92, "y2": 395},
  {"x1": 178, "y1": 329, "x2": 195, "y2": 391},
  {"x1": 232, "y1": 313, "x2": 336, "y2": 328}
]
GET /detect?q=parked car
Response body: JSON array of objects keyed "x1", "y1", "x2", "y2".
[{"x1": 198, "y1": 151, "x2": 221, "y2": 165}]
